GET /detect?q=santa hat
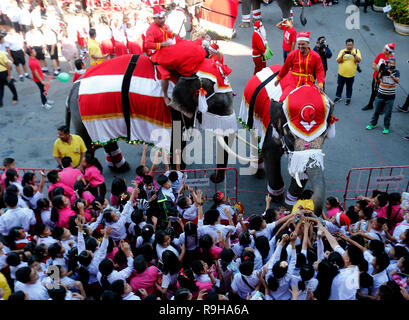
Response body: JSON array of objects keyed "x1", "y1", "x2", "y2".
[
  {"x1": 385, "y1": 43, "x2": 395, "y2": 53},
  {"x1": 297, "y1": 31, "x2": 310, "y2": 42},
  {"x1": 153, "y1": 5, "x2": 165, "y2": 18},
  {"x1": 254, "y1": 20, "x2": 262, "y2": 29},
  {"x1": 335, "y1": 212, "x2": 350, "y2": 228},
  {"x1": 301, "y1": 105, "x2": 316, "y2": 123},
  {"x1": 209, "y1": 43, "x2": 219, "y2": 53}
]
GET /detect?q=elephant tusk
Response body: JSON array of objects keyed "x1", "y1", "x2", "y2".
[
  {"x1": 233, "y1": 133, "x2": 259, "y2": 150},
  {"x1": 216, "y1": 135, "x2": 259, "y2": 163},
  {"x1": 295, "y1": 172, "x2": 303, "y2": 188}
]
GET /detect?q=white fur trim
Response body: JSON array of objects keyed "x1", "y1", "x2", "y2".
[
  {"x1": 297, "y1": 37, "x2": 310, "y2": 42},
  {"x1": 201, "y1": 112, "x2": 237, "y2": 132},
  {"x1": 287, "y1": 149, "x2": 325, "y2": 180},
  {"x1": 336, "y1": 212, "x2": 341, "y2": 225},
  {"x1": 285, "y1": 191, "x2": 298, "y2": 205},
  {"x1": 268, "y1": 185, "x2": 285, "y2": 196}
]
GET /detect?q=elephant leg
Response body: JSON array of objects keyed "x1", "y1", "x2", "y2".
[
  {"x1": 286, "y1": 177, "x2": 308, "y2": 206},
  {"x1": 277, "y1": 0, "x2": 292, "y2": 19},
  {"x1": 170, "y1": 109, "x2": 187, "y2": 171},
  {"x1": 211, "y1": 134, "x2": 231, "y2": 184},
  {"x1": 103, "y1": 141, "x2": 130, "y2": 173},
  {"x1": 262, "y1": 125, "x2": 285, "y2": 202},
  {"x1": 239, "y1": 0, "x2": 251, "y2": 26},
  {"x1": 252, "y1": 0, "x2": 262, "y2": 21}
]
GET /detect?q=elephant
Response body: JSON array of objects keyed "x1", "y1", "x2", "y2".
[
  {"x1": 237, "y1": 64, "x2": 336, "y2": 217},
  {"x1": 66, "y1": 53, "x2": 244, "y2": 182},
  {"x1": 239, "y1": 0, "x2": 303, "y2": 27}
]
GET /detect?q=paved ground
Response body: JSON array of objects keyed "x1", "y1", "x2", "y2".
[{"x1": 0, "y1": 0, "x2": 408, "y2": 215}]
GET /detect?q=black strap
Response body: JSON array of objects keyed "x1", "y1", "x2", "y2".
[
  {"x1": 247, "y1": 71, "x2": 279, "y2": 129},
  {"x1": 388, "y1": 208, "x2": 401, "y2": 227},
  {"x1": 241, "y1": 275, "x2": 255, "y2": 291},
  {"x1": 201, "y1": 5, "x2": 238, "y2": 19},
  {"x1": 121, "y1": 54, "x2": 140, "y2": 141}
]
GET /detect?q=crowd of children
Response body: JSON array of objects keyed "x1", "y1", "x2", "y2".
[{"x1": 0, "y1": 154, "x2": 409, "y2": 301}]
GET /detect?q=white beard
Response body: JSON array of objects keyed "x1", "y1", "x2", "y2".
[{"x1": 260, "y1": 26, "x2": 267, "y2": 42}]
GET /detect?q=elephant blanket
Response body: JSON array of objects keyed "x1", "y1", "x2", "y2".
[
  {"x1": 200, "y1": 0, "x2": 239, "y2": 39},
  {"x1": 78, "y1": 54, "x2": 232, "y2": 152},
  {"x1": 239, "y1": 64, "x2": 330, "y2": 148}
]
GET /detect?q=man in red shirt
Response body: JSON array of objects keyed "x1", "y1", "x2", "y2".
[
  {"x1": 274, "y1": 31, "x2": 325, "y2": 102},
  {"x1": 276, "y1": 18, "x2": 297, "y2": 62},
  {"x1": 26, "y1": 47, "x2": 54, "y2": 110},
  {"x1": 362, "y1": 43, "x2": 394, "y2": 111},
  {"x1": 252, "y1": 20, "x2": 267, "y2": 75},
  {"x1": 145, "y1": 5, "x2": 175, "y2": 105}
]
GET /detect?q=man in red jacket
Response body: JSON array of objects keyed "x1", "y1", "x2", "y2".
[
  {"x1": 274, "y1": 31, "x2": 325, "y2": 102},
  {"x1": 145, "y1": 5, "x2": 175, "y2": 105},
  {"x1": 252, "y1": 20, "x2": 267, "y2": 75}
]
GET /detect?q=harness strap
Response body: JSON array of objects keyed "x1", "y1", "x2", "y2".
[
  {"x1": 247, "y1": 71, "x2": 279, "y2": 129},
  {"x1": 121, "y1": 54, "x2": 140, "y2": 141}
]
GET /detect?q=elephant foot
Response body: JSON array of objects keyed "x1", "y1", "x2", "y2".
[
  {"x1": 108, "y1": 161, "x2": 130, "y2": 173},
  {"x1": 269, "y1": 193, "x2": 284, "y2": 203},
  {"x1": 254, "y1": 168, "x2": 265, "y2": 179},
  {"x1": 210, "y1": 171, "x2": 225, "y2": 184}
]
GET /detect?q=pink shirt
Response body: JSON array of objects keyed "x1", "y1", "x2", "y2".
[
  {"x1": 57, "y1": 207, "x2": 76, "y2": 228},
  {"x1": 130, "y1": 266, "x2": 159, "y2": 295},
  {"x1": 208, "y1": 245, "x2": 223, "y2": 260},
  {"x1": 82, "y1": 191, "x2": 95, "y2": 204},
  {"x1": 59, "y1": 167, "x2": 82, "y2": 188},
  {"x1": 377, "y1": 204, "x2": 403, "y2": 233},
  {"x1": 48, "y1": 182, "x2": 76, "y2": 204},
  {"x1": 110, "y1": 187, "x2": 134, "y2": 207},
  {"x1": 84, "y1": 166, "x2": 105, "y2": 188},
  {"x1": 105, "y1": 247, "x2": 119, "y2": 261},
  {"x1": 327, "y1": 207, "x2": 342, "y2": 219},
  {"x1": 1, "y1": 168, "x2": 22, "y2": 189}
]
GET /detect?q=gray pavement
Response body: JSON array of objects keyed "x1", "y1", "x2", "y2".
[{"x1": 0, "y1": 0, "x2": 408, "y2": 216}]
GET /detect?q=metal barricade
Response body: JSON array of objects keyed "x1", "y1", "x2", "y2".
[
  {"x1": 152, "y1": 167, "x2": 239, "y2": 203},
  {"x1": 343, "y1": 165, "x2": 409, "y2": 208}
]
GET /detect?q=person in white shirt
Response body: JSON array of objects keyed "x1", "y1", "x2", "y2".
[
  {"x1": 19, "y1": 4, "x2": 31, "y2": 34},
  {"x1": 197, "y1": 209, "x2": 236, "y2": 246},
  {"x1": 155, "y1": 229, "x2": 183, "y2": 261},
  {"x1": 30, "y1": 5, "x2": 43, "y2": 29},
  {"x1": 25, "y1": 26, "x2": 48, "y2": 72},
  {"x1": 14, "y1": 266, "x2": 50, "y2": 300},
  {"x1": 97, "y1": 241, "x2": 134, "y2": 290},
  {"x1": 110, "y1": 279, "x2": 141, "y2": 300},
  {"x1": 231, "y1": 258, "x2": 262, "y2": 300},
  {"x1": 6, "y1": 2, "x2": 21, "y2": 33},
  {"x1": 6, "y1": 29, "x2": 29, "y2": 82},
  {"x1": 41, "y1": 25, "x2": 60, "y2": 76},
  {"x1": 0, "y1": 192, "x2": 36, "y2": 236}
]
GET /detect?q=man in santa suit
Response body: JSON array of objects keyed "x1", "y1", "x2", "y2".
[
  {"x1": 145, "y1": 5, "x2": 176, "y2": 105},
  {"x1": 252, "y1": 20, "x2": 267, "y2": 75},
  {"x1": 209, "y1": 43, "x2": 224, "y2": 64},
  {"x1": 275, "y1": 31, "x2": 325, "y2": 102}
]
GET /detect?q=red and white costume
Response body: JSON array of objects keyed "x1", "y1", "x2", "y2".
[
  {"x1": 252, "y1": 20, "x2": 267, "y2": 75},
  {"x1": 144, "y1": 6, "x2": 175, "y2": 79},
  {"x1": 276, "y1": 31, "x2": 325, "y2": 102}
]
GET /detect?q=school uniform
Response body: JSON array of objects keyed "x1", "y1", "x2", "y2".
[
  {"x1": 393, "y1": 221, "x2": 409, "y2": 241},
  {"x1": 97, "y1": 256, "x2": 134, "y2": 287},
  {"x1": 328, "y1": 266, "x2": 360, "y2": 300},
  {"x1": 10, "y1": 262, "x2": 28, "y2": 281},
  {"x1": 231, "y1": 270, "x2": 259, "y2": 299},
  {"x1": 156, "y1": 243, "x2": 179, "y2": 261},
  {"x1": 290, "y1": 277, "x2": 319, "y2": 300},
  {"x1": 197, "y1": 220, "x2": 236, "y2": 246},
  {"x1": 0, "y1": 207, "x2": 36, "y2": 236},
  {"x1": 40, "y1": 209, "x2": 56, "y2": 231},
  {"x1": 370, "y1": 270, "x2": 389, "y2": 296},
  {"x1": 253, "y1": 221, "x2": 277, "y2": 241},
  {"x1": 104, "y1": 201, "x2": 134, "y2": 242},
  {"x1": 123, "y1": 292, "x2": 141, "y2": 300},
  {"x1": 14, "y1": 279, "x2": 50, "y2": 300}
]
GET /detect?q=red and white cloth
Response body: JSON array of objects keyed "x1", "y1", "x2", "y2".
[{"x1": 199, "y1": 0, "x2": 239, "y2": 39}]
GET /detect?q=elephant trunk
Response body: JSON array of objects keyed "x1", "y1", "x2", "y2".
[{"x1": 306, "y1": 166, "x2": 326, "y2": 217}]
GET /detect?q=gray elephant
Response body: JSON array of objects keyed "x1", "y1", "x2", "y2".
[
  {"x1": 238, "y1": 0, "x2": 298, "y2": 28},
  {"x1": 237, "y1": 64, "x2": 336, "y2": 217},
  {"x1": 66, "y1": 53, "x2": 241, "y2": 182}
]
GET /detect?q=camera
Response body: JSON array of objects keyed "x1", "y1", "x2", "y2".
[
  {"x1": 379, "y1": 62, "x2": 395, "y2": 77},
  {"x1": 344, "y1": 50, "x2": 351, "y2": 55}
]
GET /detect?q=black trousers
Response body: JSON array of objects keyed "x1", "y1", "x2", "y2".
[
  {"x1": 366, "y1": 78, "x2": 378, "y2": 108},
  {"x1": 35, "y1": 81, "x2": 47, "y2": 105},
  {"x1": 0, "y1": 71, "x2": 18, "y2": 106},
  {"x1": 400, "y1": 94, "x2": 409, "y2": 111}
]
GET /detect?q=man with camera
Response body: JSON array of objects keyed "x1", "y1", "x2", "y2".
[
  {"x1": 365, "y1": 58, "x2": 400, "y2": 135},
  {"x1": 333, "y1": 38, "x2": 361, "y2": 106},
  {"x1": 313, "y1": 36, "x2": 332, "y2": 89},
  {"x1": 362, "y1": 43, "x2": 394, "y2": 111}
]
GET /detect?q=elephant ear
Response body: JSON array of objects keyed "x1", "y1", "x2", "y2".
[{"x1": 269, "y1": 100, "x2": 286, "y2": 137}]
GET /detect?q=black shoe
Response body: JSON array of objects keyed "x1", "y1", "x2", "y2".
[
  {"x1": 333, "y1": 97, "x2": 342, "y2": 103},
  {"x1": 362, "y1": 105, "x2": 373, "y2": 111},
  {"x1": 404, "y1": 136, "x2": 409, "y2": 141},
  {"x1": 396, "y1": 106, "x2": 409, "y2": 113},
  {"x1": 345, "y1": 99, "x2": 351, "y2": 105}
]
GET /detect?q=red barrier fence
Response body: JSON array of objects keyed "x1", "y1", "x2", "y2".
[
  {"x1": 343, "y1": 165, "x2": 409, "y2": 208},
  {"x1": 152, "y1": 167, "x2": 239, "y2": 203}
]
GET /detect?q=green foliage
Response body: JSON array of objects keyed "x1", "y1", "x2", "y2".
[
  {"x1": 374, "y1": 0, "x2": 386, "y2": 7},
  {"x1": 388, "y1": 0, "x2": 409, "y2": 25}
]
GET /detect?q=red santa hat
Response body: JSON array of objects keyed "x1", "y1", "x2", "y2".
[
  {"x1": 335, "y1": 212, "x2": 350, "y2": 228},
  {"x1": 254, "y1": 20, "x2": 262, "y2": 29},
  {"x1": 153, "y1": 5, "x2": 165, "y2": 18},
  {"x1": 297, "y1": 31, "x2": 310, "y2": 42},
  {"x1": 385, "y1": 43, "x2": 395, "y2": 53},
  {"x1": 209, "y1": 43, "x2": 219, "y2": 53}
]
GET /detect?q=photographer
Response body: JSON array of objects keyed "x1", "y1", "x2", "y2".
[
  {"x1": 334, "y1": 38, "x2": 361, "y2": 106},
  {"x1": 313, "y1": 36, "x2": 332, "y2": 76},
  {"x1": 365, "y1": 58, "x2": 400, "y2": 135}
]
